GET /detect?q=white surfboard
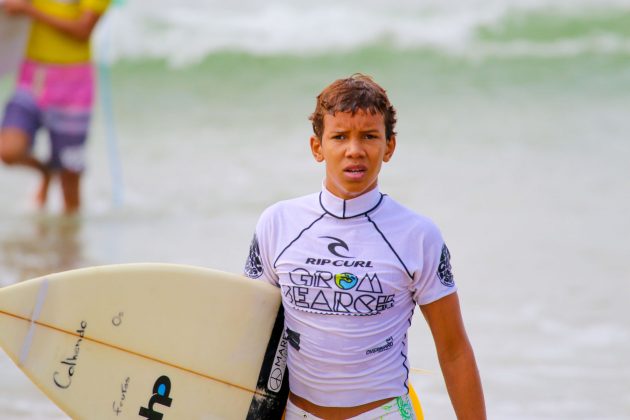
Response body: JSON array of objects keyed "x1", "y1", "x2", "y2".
[
  {"x1": 0, "y1": 264, "x2": 289, "y2": 419},
  {"x1": 0, "y1": 5, "x2": 30, "y2": 79}
]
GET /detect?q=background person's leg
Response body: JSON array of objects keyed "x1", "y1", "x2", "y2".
[
  {"x1": 0, "y1": 126, "x2": 50, "y2": 209},
  {"x1": 59, "y1": 169, "x2": 80, "y2": 214}
]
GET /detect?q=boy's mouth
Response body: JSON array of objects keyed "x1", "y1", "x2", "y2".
[{"x1": 344, "y1": 165, "x2": 367, "y2": 178}]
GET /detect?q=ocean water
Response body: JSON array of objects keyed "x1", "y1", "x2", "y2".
[{"x1": 1, "y1": 0, "x2": 630, "y2": 418}]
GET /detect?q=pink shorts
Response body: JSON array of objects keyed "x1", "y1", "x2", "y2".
[
  {"x1": 17, "y1": 59, "x2": 94, "y2": 109},
  {"x1": 1, "y1": 60, "x2": 94, "y2": 172}
]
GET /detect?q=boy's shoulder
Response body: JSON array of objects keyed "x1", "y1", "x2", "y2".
[
  {"x1": 257, "y1": 191, "x2": 321, "y2": 224},
  {"x1": 379, "y1": 195, "x2": 443, "y2": 240},
  {"x1": 383, "y1": 194, "x2": 438, "y2": 224}
]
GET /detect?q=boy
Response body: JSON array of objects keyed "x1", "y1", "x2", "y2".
[
  {"x1": 0, "y1": 0, "x2": 110, "y2": 213},
  {"x1": 245, "y1": 74, "x2": 486, "y2": 419}
]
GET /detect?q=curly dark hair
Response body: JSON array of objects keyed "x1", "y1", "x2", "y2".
[{"x1": 309, "y1": 73, "x2": 397, "y2": 140}]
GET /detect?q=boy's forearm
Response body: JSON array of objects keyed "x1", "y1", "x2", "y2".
[
  {"x1": 440, "y1": 346, "x2": 486, "y2": 420},
  {"x1": 22, "y1": 4, "x2": 99, "y2": 41}
]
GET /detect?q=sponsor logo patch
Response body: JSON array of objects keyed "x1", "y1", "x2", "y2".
[
  {"x1": 306, "y1": 236, "x2": 373, "y2": 267},
  {"x1": 319, "y1": 236, "x2": 353, "y2": 258},
  {"x1": 245, "y1": 234, "x2": 264, "y2": 278},
  {"x1": 437, "y1": 244, "x2": 455, "y2": 287},
  {"x1": 366, "y1": 336, "x2": 394, "y2": 355}
]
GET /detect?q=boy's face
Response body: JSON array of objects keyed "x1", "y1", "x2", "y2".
[{"x1": 310, "y1": 109, "x2": 396, "y2": 200}]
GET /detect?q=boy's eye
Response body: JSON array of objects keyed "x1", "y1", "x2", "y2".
[{"x1": 332, "y1": 134, "x2": 346, "y2": 140}]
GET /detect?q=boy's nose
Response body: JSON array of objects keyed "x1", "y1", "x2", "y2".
[{"x1": 345, "y1": 138, "x2": 365, "y2": 157}]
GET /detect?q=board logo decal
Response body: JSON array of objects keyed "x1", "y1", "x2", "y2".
[
  {"x1": 267, "y1": 331, "x2": 288, "y2": 392},
  {"x1": 437, "y1": 244, "x2": 455, "y2": 287},
  {"x1": 245, "y1": 234, "x2": 264, "y2": 278},
  {"x1": 247, "y1": 307, "x2": 289, "y2": 419},
  {"x1": 138, "y1": 375, "x2": 173, "y2": 419},
  {"x1": 285, "y1": 328, "x2": 301, "y2": 351}
]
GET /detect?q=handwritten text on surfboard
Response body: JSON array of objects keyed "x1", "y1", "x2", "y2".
[
  {"x1": 139, "y1": 375, "x2": 173, "y2": 419},
  {"x1": 112, "y1": 377, "x2": 130, "y2": 416},
  {"x1": 53, "y1": 320, "x2": 87, "y2": 389}
]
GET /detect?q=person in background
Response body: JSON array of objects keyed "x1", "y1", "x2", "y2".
[
  {"x1": 244, "y1": 74, "x2": 486, "y2": 419},
  {"x1": 0, "y1": 0, "x2": 110, "y2": 214}
]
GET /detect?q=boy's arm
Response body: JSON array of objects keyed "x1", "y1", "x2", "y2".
[
  {"x1": 420, "y1": 292, "x2": 486, "y2": 419},
  {"x1": 2, "y1": 0, "x2": 103, "y2": 41}
]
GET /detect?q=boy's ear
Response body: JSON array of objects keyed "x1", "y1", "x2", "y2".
[
  {"x1": 310, "y1": 135, "x2": 324, "y2": 162},
  {"x1": 383, "y1": 135, "x2": 396, "y2": 162}
]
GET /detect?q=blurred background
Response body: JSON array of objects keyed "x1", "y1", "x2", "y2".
[{"x1": 1, "y1": 0, "x2": 629, "y2": 418}]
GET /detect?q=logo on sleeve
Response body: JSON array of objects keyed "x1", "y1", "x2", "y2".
[
  {"x1": 437, "y1": 244, "x2": 455, "y2": 287},
  {"x1": 245, "y1": 234, "x2": 264, "y2": 278}
]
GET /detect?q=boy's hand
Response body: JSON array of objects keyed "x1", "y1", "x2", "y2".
[{"x1": 2, "y1": 0, "x2": 31, "y2": 15}]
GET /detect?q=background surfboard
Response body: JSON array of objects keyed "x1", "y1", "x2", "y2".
[
  {"x1": 0, "y1": 5, "x2": 30, "y2": 80},
  {"x1": 0, "y1": 264, "x2": 289, "y2": 419}
]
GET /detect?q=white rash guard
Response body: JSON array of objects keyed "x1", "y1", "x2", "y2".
[{"x1": 244, "y1": 186, "x2": 457, "y2": 407}]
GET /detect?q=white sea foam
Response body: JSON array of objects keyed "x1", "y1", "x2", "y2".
[{"x1": 93, "y1": 0, "x2": 630, "y2": 65}]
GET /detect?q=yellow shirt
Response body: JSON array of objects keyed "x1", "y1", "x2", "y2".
[{"x1": 25, "y1": 0, "x2": 110, "y2": 64}]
